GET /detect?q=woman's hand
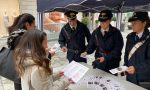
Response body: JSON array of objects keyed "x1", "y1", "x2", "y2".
[
  {"x1": 49, "y1": 48, "x2": 55, "y2": 57},
  {"x1": 67, "y1": 78, "x2": 74, "y2": 86},
  {"x1": 58, "y1": 71, "x2": 64, "y2": 77},
  {"x1": 46, "y1": 48, "x2": 55, "y2": 57}
]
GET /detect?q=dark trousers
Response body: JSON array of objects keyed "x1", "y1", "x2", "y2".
[
  {"x1": 67, "y1": 50, "x2": 87, "y2": 63},
  {"x1": 14, "y1": 78, "x2": 22, "y2": 90},
  {"x1": 68, "y1": 53, "x2": 87, "y2": 63},
  {"x1": 14, "y1": 82, "x2": 22, "y2": 90}
]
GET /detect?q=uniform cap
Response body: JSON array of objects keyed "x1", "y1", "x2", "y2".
[
  {"x1": 98, "y1": 10, "x2": 113, "y2": 22},
  {"x1": 128, "y1": 12, "x2": 150, "y2": 22},
  {"x1": 64, "y1": 10, "x2": 78, "y2": 20}
]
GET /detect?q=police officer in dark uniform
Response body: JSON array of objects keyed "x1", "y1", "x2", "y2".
[
  {"x1": 124, "y1": 12, "x2": 150, "y2": 88},
  {"x1": 58, "y1": 10, "x2": 91, "y2": 63},
  {"x1": 81, "y1": 10, "x2": 124, "y2": 72}
]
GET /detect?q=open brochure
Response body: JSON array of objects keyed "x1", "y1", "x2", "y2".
[
  {"x1": 62, "y1": 61, "x2": 89, "y2": 83},
  {"x1": 109, "y1": 66, "x2": 128, "y2": 75}
]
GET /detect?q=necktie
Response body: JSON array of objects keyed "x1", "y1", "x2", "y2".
[
  {"x1": 135, "y1": 35, "x2": 140, "y2": 41},
  {"x1": 104, "y1": 31, "x2": 108, "y2": 36},
  {"x1": 72, "y1": 27, "x2": 76, "y2": 31}
]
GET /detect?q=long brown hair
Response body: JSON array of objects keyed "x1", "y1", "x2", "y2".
[{"x1": 14, "y1": 30, "x2": 51, "y2": 77}]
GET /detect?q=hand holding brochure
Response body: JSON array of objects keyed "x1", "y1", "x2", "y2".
[
  {"x1": 51, "y1": 43, "x2": 60, "y2": 52},
  {"x1": 109, "y1": 66, "x2": 128, "y2": 74},
  {"x1": 80, "y1": 53, "x2": 87, "y2": 58},
  {"x1": 80, "y1": 54, "x2": 87, "y2": 58},
  {"x1": 62, "y1": 61, "x2": 89, "y2": 83}
]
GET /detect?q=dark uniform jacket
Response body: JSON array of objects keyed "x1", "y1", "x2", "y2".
[
  {"x1": 86, "y1": 25, "x2": 124, "y2": 71},
  {"x1": 58, "y1": 20, "x2": 91, "y2": 62},
  {"x1": 124, "y1": 29, "x2": 150, "y2": 84}
]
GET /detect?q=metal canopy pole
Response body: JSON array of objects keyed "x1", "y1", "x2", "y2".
[
  {"x1": 116, "y1": 12, "x2": 122, "y2": 30},
  {"x1": 37, "y1": 12, "x2": 44, "y2": 31},
  {"x1": 91, "y1": 13, "x2": 95, "y2": 30},
  {"x1": 116, "y1": 0, "x2": 124, "y2": 30},
  {"x1": 88, "y1": 12, "x2": 95, "y2": 31}
]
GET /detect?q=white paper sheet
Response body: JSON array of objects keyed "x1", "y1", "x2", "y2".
[
  {"x1": 51, "y1": 43, "x2": 60, "y2": 52},
  {"x1": 109, "y1": 66, "x2": 128, "y2": 74},
  {"x1": 80, "y1": 54, "x2": 87, "y2": 58},
  {"x1": 62, "y1": 61, "x2": 89, "y2": 83}
]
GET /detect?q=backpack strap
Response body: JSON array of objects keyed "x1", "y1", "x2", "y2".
[
  {"x1": 63, "y1": 27, "x2": 79, "y2": 50},
  {"x1": 95, "y1": 34, "x2": 109, "y2": 56}
]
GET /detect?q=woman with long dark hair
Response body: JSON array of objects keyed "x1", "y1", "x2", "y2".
[
  {"x1": 7, "y1": 13, "x2": 35, "y2": 90},
  {"x1": 7, "y1": 13, "x2": 35, "y2": 49}
]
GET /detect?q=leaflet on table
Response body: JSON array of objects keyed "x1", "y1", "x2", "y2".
[
  {"x1": 78, "y1": 75, "x2": 126, "y2": 90},
  {"x1": 109, "y1": 66, "x2": 128, "y2": 74},
  {"x1": 62, "y1": 61, "x2": 89, "y2": 83}
]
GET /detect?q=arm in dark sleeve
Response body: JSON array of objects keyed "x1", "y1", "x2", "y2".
[
  {"x1": 124, "y1": 37, "x2": 129, "y2": 66},
  {"x1": 86, "y1": 32, "x2": 96, "y2": 54},
  {"x1": 105, "y1": 31, "x2": 124, "y2": 61},
  {"x1": 84, "y1": 25, "x2": 91, "y2": 43},
  {"x1": 58, "y1": 28, "x2": 66, "y2": 48},
  {"x1": 135, "y1": 42, "x2": 150, "y2": 73}
]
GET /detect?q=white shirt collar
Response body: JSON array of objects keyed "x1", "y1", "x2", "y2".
[
  {"x1": 70, "y1": 25, "x2": 77, "y2": 30},
  {"x1": 101, "y1": 27, "x2": 109, "y2": 36},
  {"x1": 136, "y1": 30, "x2": 144, "y2": 39}
]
